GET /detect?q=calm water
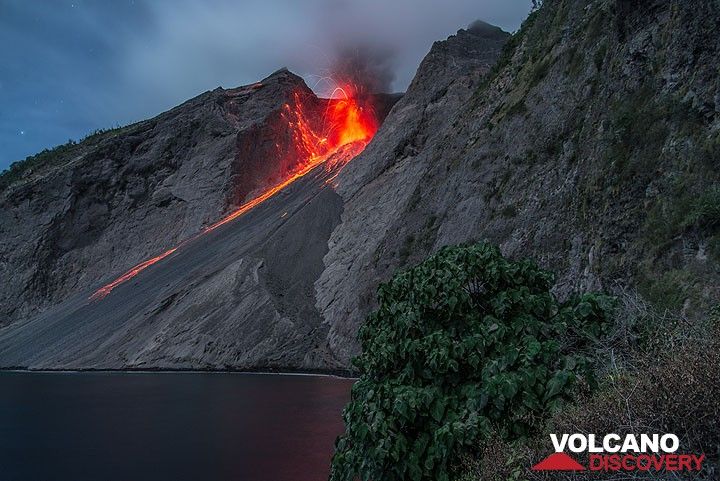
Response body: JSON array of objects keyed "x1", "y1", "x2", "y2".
[{"x1": 0, "y1": 371, "x2": 353, "y2": 481}]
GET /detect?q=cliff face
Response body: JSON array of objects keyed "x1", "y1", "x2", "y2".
[
  {"x1": 0, "y1": 21, "x2": 508, "y2": 370},
  {"x1": 315, "y1": 22, "x2": 512, "y2": 363},
  {"x1": 316, "y1": 0, "x2": 720, "y2": 364},
  {"x1": 0, "y1": 69, "x2": 323, "y2": 326}
]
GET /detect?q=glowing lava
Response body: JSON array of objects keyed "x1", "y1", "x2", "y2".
[
  {"x1": 323, "y1": 85, "x2": 378, "y2": 148},
  {"x1": 90, "y1": 248, "x2": 179, "y2": 301},
  {"x1": 90, "y1": 83, "x2": 378, "y2": 301}
]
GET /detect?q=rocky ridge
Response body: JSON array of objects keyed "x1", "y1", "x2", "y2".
[
  {"x1": 0, "y1": 70, "x2": 394, "y2": 370},
  {"x1": 315, "y1": 0, "x2": 720, "y2": 364},
  {"x1": 0, "y1": 69, "x2": 322, "y2": 325}
]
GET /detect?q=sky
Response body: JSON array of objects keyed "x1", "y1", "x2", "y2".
[{"x1": 0, "y1": 0, "x2": 531, "y2": 171}]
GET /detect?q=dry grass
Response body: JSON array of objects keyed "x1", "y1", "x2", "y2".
[{"x1": 461, "y1": 294, "x2": 720, "y2": 481}]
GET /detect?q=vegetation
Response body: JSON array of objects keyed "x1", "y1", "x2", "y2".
[
  {"x1": 637, "y1": 181, "x2": 720, "y2": 311},
  {"x1": 330, "y1": 243, "x2": 614, "y2": 481},
  {"x1": 0, "y1": 139, "x2": 78, "y2": 191},
  {"x1": 382, "y1": 0, "x2": 719, "y2": 477},
  {"x1": 473, "y1": 7, "x2": 541, "y2": 99},
  {"x1": 467, "y1": 298, "x2": 720, "y2": 481},
  {"x1": 0, "y1": 125, "x2": 127, "y2": 192},
  {"x1": 686, "y1": 185, "x2": 720, "y2": 230}
]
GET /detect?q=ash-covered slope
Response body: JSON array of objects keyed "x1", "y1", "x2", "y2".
[
  {"x1": 0, "y1": 156, "x2": 349, "y2": 370},
  {"x1": 316, "y1": 0, "x2": 720, "y2": 364},
  {"x1": 0, "y1": 70, "x2": 396, "y2": 370},
  {"x1": 6, "y1": 0, "x2": 716, "y2": 372}
]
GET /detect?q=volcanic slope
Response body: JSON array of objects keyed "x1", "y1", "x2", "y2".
[
  {"x1": 0, "y1": 157, "x2": 346, "y2": 370},
  {"x1": 0, "y1": 70, "x2": 395, "y2": 371}
]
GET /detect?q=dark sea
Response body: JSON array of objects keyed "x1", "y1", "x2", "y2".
[{"x1": 0, "y1": 371, "x2": 353, "y2": 481}]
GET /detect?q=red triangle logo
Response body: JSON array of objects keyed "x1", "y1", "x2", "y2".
[{"x1": 532, "y1": 452, "x2": 586, "y2": 471}]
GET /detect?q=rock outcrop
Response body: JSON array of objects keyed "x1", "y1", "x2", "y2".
[
  {"x1": 315, "y1": 0, "x2": 720, "y2": 364},
  {"x1": 315, "y1": 21, "x2": 512, "y2": 363},
  {"x1": 0, "y1": 69, "x2": 322, "y2": 326}
]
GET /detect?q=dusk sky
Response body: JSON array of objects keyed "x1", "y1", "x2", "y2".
[{"x1": 0, "y1": 0, "x2": 531, "y2": 171}]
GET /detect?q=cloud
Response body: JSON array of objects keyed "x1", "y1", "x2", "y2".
[
  {"x1": 0, "y1": 0, "x2": 531, "y2": 169},
  {"x1": 122, "y1": 0, "x2": 530, "y2": 100}
]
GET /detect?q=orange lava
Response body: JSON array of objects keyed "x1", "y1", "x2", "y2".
[
  {"x1": 324, "y1": 86, "x2": 378, "y2": 148},
  {"x1": 201, "y1": 149, "x2": 329, "y2": 234},
  {"x1": 89, "y1": 247, "x2": 179, "y2": 301},
  {"x1": 89, "y1": 83, "x2": 377, "y2": 301}
]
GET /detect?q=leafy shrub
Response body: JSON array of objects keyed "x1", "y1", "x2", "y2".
[
  {"x1": 479, "y1": 318, "x2": 720, "y2": 481},
  {"x1": 330, "y1": 243, "x2": 614, "y2": 481}
]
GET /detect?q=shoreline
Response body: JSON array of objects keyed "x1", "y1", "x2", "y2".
[{"x1": 0, "y1": 366, "x2": 358, "y2": 380}]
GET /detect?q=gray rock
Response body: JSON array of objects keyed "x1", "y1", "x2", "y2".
[
  {"x1": 315, "y1": 0, "x2": 720, "y2": 365},
  {"x1": 2, "y1": 0, "x2": 719, "y2": 372},
  {"x1": 0, "y1": 69, "x2": 316, "y2": 327},
  {"x1": 315, "y1": 23, "x2": 511, "y2": 363},
  {"x1": 0, "y1": 166, "x2": 346, "y2": 370}
]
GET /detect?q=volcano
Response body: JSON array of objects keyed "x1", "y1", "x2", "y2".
[
  {"x1": 89, "y1": 76, "x2": 379, "y2": 301},
  {"x1": 0, "y1": 69, "x2": 399, "y2": 371},
  {"x1": 1, "y1": 22, "x2": 516, "y2": 371}
]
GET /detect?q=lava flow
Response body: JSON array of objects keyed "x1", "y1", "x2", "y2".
[{"x1": 89, "y1": 83, "x2": 378, "y2": 301}]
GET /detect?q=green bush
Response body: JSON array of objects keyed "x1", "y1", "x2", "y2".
[
  {"x1": 330, "y1": 243, "x2": 613, "y2": 481},
  {"x1": 686, "y1": 185, "x2": 720, "y2": 230}
]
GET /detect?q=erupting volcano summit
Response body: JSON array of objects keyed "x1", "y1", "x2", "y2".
[
  {"x1": 90, "y1": 73, "x2": 381, "y2": 301},
  {"x1": 0, "y1": 68, "x2": 399, "y2": 371}
]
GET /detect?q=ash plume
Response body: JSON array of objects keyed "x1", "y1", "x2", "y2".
[{"x1": 329, "y1": 44, "x2": 397, "y2": 96}]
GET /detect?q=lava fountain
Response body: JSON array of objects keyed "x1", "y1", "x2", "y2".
[{"x1": 90, "y1": 82, "x2": 378, "y2": 301}]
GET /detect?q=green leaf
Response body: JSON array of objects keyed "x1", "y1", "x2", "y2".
[{"x1": 330, "y1": 242, "x2": 614, "y2": 481}]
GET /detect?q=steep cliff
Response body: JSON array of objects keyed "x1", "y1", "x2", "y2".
[
  {"x1": 0, "y1": 69, "x2": 325, "y2": 326},
  {"x1": 316, "y1": 0, "x2": 720, "y2": 364},
  {"x1": 315, "y1": 22, "x2": 512, "y2": 363}
]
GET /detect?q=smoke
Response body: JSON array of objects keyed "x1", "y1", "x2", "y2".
[
  {"x1": 303, "y1": 0, "x2": 525, "y2": 98},
  {"x1": 329, "y1": 44, "x2": 396, "y2": 96}
]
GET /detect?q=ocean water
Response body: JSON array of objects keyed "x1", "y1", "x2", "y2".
[{"x1": 0, "y1": 371, "x2": 353, "y2": 481}]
